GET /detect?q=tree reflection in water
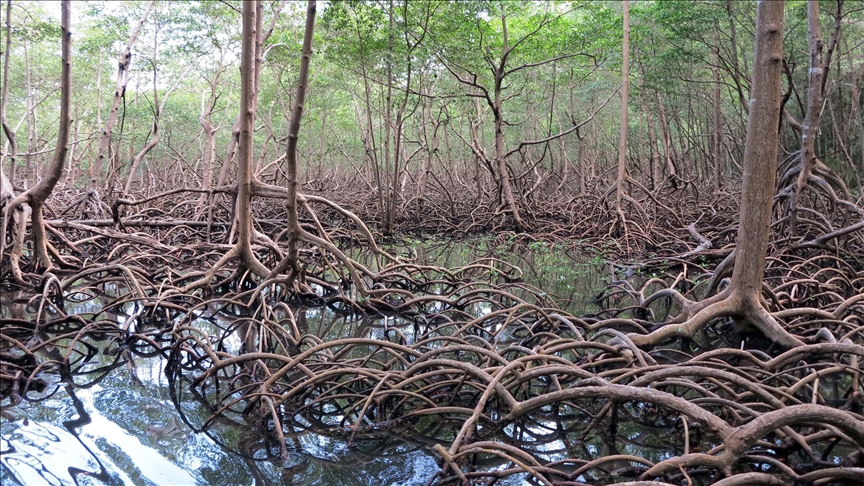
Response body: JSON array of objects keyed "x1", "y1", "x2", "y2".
[{"x1": 2, "y1": 239, "x2": 863, "y2": 485}]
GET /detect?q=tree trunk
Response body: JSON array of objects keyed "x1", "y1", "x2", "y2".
[
  {"x1": 24, "y1": 41, "x2": 34, "y2": 181},
  {"x1": 357, "y1": 54, "x2": 384, "y2": 222},
  {"x1": 1, "y1": 0, "x2": 71, "y2": 276},
  {"x1": 629, "y1": 0, "x2": 803, "y2": 350},
  {"x1": 729, "y1": 0, "x2": 785, "y2": 302},
  {"x1": 417, "y1": 95, "x2": 439, "y2": 211},
  {"x1": 493, "y1": 14, "x2": 526, "y2": 232},
  {"x1": 788, "y1": 0, "x2": 825, "y2": 234},
  {"x1": 215, "y1": 4, "x2": 282, "y2": 192},
  {"x1": 712, "y1": 24, "x2": 723, "y2": 193},
  {"x1": 198, "y1": 69, "x2": 222, "y2": 204},
  {"x1": 89, "y1": 1, "x2": 153, "y2": 203},
  {"x1": 122, "y1": 14, "x2": 185, "y2": 198},
  {"x1": 656, "y1": 92, "x2": 678, "y2": 187},
  {"x1": 382, "y1": 0, "x2": 394, "y2": 235},
  {"x1": 849, "y1": 44, "x2": 864, "y2": 171},
  {"x1": 1, "y1": 0, "x2": 16, "y2": 185},
  {"x1": 726, "y1": 0, "x2": 749, "y2": 116},
  {"x1": 65, "y1": 115, "x2": 82, "y2": 185},
  {"x1": 646, "y1": 108, "x2": 661, "y2": 191},
  {"x1": 235, "y1": 0, "x2": 263, "y2": 274},
  {"x1": 613, "y1": 0, "x2": 630, "y2": 234},
  {"x1": 270, "y1": 0, "x2": 316, "y2": 284}
]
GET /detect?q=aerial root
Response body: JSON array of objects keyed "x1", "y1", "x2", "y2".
[
  {"x1": 3, "y1": 243, "x2": 863, "y2": 485},
  {"x1": 1, "y1": 177, "x2": 862, "y2": 485}
]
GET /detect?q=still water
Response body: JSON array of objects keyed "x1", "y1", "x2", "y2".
[{"x1": 1, "y1": 239, "x2": 607, "y2": 486}]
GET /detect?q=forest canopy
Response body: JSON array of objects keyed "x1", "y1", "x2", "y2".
[{"x1": 1, "y1": 0, "x2": 860, "y2": 216}]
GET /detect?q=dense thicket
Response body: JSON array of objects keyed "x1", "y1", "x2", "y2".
[
  {"x1": 2, "y1": 2, "x2": 864, "y2": 485},
  {"x1": 0, "y1": 1, "x2": 861, "y2": 236}
]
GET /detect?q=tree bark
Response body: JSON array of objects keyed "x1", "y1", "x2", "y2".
[
  {"x1": 1, "y1": 0, "x2": 16, "y2": 184},
  {"x1": 271, "y1": 0, "x2": 316, "y2": 283},
  {"x1": 849, "y1": 43, "x2": 864, "y2": 171},
  {"x1": 23, "y1": 40, "x2": 35, "y2": 181},
  {"x1": 613, "y1": 0, "x2": 630, "y2": 233},
  {"x1": 215, "y1": 1, "x2": 283, "y2": 192},
  {"x1": 1, "y1": 0, "x2": 71, "y2": 276},
  {"x1": 382, "y1": 0, "x2": 394, "y2": 235},
  {"x1": 788, "y1": 0, "x2": 825, "y2": 234},
  {"x1": 122, "y1": 13, "x2": 186, "y2": 198},
  {"x1": 655, "y1": 92, "x2": 678, "y2": 187},
  {"x1": 629, "y1": 0, "x2": 804, "y2": 349},
  {"x1": 198, "y1": 68, "x2": 222, "y2": 204},
  {"x1": 89, "y1": 1, "x2": 153, "y2": 202},
  {"x1": 729, "y1": 0, "x2": 785, "y2": 302},
  {"x1": 234, "y1": 0, "x2": 267, "y2": 277},
  {"x1": 726, "y1": 0, "x2": 749, "y2": 116},
  {"x1": 493, "y1": 14, "x2": 526, "y2": 232},
  {"x1": 712, "y1": 24, "x2": 723, "y2": 193},
  {"x1": 417, "y1": 93, "x2": 440, "y2": 211}
]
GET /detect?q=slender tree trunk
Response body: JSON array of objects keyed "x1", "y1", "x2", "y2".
[
  {"x1": 96, "y1": 48, "x2": 103, "y2": 128},
  {"x1": 357, "y1": 56, "x2": 383, "y2": 221},
  {"x1": 849, "y1": 45, "x2": 864, "y2": 171},
  {"x1": 65, "y1": 115, "x2": 82, "y2": 185},
  {"x1": 636, "y1": 65, "x2": 658, "y2": 189},
  {"x1": 819, "y1": 0, "x2": 842, "y2": 98},
  {"x1": 629, "y1": 0, "x2": 803, "y2": 350},
  {"x1": 24, "y1": 41, "x2": 34, "y2": 181},
  {"x1": 217, "y1": 118, "x2": 240, "y2": 188},
  {"x1": 235, "y1": 0, "x2": 259, "y2": 273},
  {"x1": 1, "y1": 0, "x2": 71, "y2": 275},
  {"x1": 417, "y1": 96, "x2": 439, "y2": 210},
  {"x1": 646, "y1": 108, "x2": 661, "y2": 191},
  {"x1": 199, "y1": 70, "x2": 221, "y2": 203},
  {"x1": 273, "y1": 0, "x2": 316, "y2": 283},
  {"x1": 89, "y1": 1, "x2": 152, "y2": 200},
  {"x1": 386, "y1": 0, "x2": 415, "y2": 236},
  {"x1": 788, "y1": 0, "x2": 825, "y2": 234},
  {"x1": 588, "y1": 127, "x2": 596, "y2": 181},
  {"x1": 577, "y1": 135, "x2": 586, "y2": 195},
  {"x1": 712, "y1": 25, "x2": 723, "y2": 193},
  {"x1": 215, "y1": 3, "x2": 282, "y2": 192},
  {"x1": 656, "y1": 92, "x2": 678, "y2": 187},
  {"x1": 727, "y1": 0, "x2": 749, "y2": 116},
  {"x1": 613, "y1": 1, "x2": 630, "y2": 234},
  {"x1": 122, "y1": 14, "x2": 186, "y2": 198},
  {"x1": 106, "y1": 75, "x2": 137, "y2": 195},
  {"x1": 493, "y1": 14, "x2": 526, "y2": 232},
  {"x1": 1, "y1": 0, "x2": 16, "y2": 185},
  {"x1": 382, "y1": 0, "x2": 394, "y2": 234}
]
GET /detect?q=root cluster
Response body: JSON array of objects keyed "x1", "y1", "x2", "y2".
[{"x1": 1, "y1": 180, "x2": 863, "y2": 485}]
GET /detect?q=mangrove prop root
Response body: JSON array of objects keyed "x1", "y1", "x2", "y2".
[{"x1": 1, "y1": 180, "x2": 862, "y2": 485}]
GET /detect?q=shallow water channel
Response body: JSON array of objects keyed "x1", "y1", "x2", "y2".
[{"x1": 1, "y1": 239, "x2": 609, "y2": 486}]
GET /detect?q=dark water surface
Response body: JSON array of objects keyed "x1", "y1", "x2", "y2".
[{"x1": 1, "y1": 239, "x2": 607, "y2": 486}]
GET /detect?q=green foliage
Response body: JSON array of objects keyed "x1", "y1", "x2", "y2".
[{"x1": 3, "y1": 0, "x2": 862, "y2": 188}]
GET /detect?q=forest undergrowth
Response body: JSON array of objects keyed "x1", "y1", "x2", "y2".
[{"x1": 2, "y1": 173, "x2": 863, "y2": 486}]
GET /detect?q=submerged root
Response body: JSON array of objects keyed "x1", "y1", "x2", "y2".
[
  {"x1": 1, "y1": 178, "x2": 862, "y2": 486},
  {"x1": 3, "y1": 235, "x2": 863, "y2": 485}
]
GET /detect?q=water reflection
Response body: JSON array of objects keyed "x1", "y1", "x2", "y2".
[
  {"x1": 1, "y1": 380, "x2": 195, "y2": 485},
  {"x1": 1, "y1": 238, "x2": 608, "y2": 485},
  {"x1": 1, "y1": 349, "x2": 443, "y2": 485},
  {"x1": 358, "y1": 238, "x2": 605, "y2": 316}
]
